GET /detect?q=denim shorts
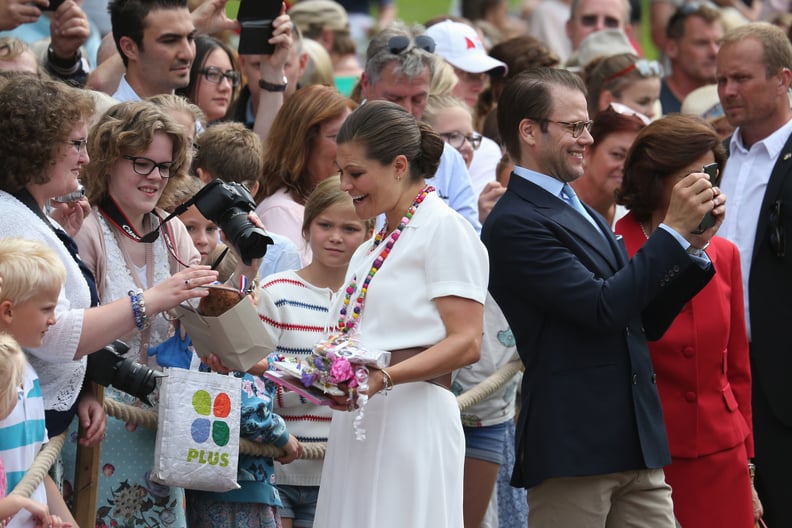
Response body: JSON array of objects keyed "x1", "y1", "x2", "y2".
[
  {"x1": 276, "y1": 484, "x2": 319, "y2": 528},
  {"x1": 464, "y1": 421, "x2": 508, "y2": 464}
]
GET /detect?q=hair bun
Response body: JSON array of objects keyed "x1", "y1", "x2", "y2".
[{"x1": 416, "y1": 122, "x2": 444, "y2": 177}]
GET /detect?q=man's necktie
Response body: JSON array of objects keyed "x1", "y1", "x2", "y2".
[{"x1": 561, "y1": 183, "x2": 603, "y2": 234}]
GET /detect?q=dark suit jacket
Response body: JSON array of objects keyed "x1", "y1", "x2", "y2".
[
  {"x1": 481, "y1": 174, "x2": 714, "y2": 489},
  {"x1": 739, "y1": 131, "x2": 792, "y2": 425}
]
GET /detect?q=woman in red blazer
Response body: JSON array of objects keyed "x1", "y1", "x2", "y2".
[{"x1": 615, "y1": 114, "x2": 756, "y2": 527}]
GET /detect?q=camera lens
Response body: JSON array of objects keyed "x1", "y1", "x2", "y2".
[
  {"x1": 86, "y1": 341, "x2": 163, "y2": 406},
  {"x1": 221, "y1": 210, "x2": 272, "y2": 265}
]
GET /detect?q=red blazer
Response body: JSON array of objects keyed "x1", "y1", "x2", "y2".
[{"x1": 616, "y1": 213, "x2": 753, "y2": 458}]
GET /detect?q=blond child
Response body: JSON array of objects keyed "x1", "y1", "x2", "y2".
[{"x1": 0, "y1": 238, "x2": 76, "y2": 528}]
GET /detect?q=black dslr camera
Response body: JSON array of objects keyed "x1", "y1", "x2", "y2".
[
  {"x1": 86, "y1": 341, "x2": 163, "y2": 406},
  {"x1": 182, "y1": 179, "x2": 273, "y2": 265}
]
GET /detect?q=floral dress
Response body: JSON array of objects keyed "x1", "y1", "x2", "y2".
[{"x1": 61, "y1": 212, "x2": 187, "y2": 528}]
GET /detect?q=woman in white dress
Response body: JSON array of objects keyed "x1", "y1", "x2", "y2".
[{"x1": 314, "y1": 100, "x2": 489, "y2": 527}]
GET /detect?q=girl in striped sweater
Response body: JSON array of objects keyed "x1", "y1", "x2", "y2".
[{"x1": 253, "y1": 176, "x2": 374, "y2": 528}]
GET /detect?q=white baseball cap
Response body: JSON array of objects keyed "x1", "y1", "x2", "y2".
[{"x1": 426, "y1": 20, "x2": 507, "y2": 77}]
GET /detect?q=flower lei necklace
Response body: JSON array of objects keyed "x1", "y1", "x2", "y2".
[
  {"x1": 337, "y1": 184, "x2": 434, "y2": 334},
  {"x1": 328, "y1": 184, "x2": 434, "y2": 440}
]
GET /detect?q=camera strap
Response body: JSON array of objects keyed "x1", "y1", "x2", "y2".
[
  {"x1": 98, "y1": 195, "x2": 190, "y2": 269},
  {"x1": 98, "y1": 195, "x2": 160, "y2": 243}
]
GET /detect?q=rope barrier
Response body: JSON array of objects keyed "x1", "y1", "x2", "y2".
[
  {"x1": 8, "y1": 431, "x2": 67, "y2": 498},
  {"x1": 14, "y1": 359, "x2": 524, "y2": 497}
]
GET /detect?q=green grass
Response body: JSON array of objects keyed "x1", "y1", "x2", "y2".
[
  {"x1": 395, "y1": 0, "x2": 455, "y2": 26},
  {"x1": 385, "y1": 0, "x2": 659, "y2": 58},
  {"x1": 393, "y1": 1, "x2": 524, "y2": 26}
]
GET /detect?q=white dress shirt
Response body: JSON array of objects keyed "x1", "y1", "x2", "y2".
[{"x1": 719, "y1": 117, "x2": 792, "y2": 338}]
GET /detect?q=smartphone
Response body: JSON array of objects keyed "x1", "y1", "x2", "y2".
[
  {"x1": 42, "y1": 0, "x2": 66, "y2": 11},
  {"x1": 237, "y1": 0, "x2": 281, "y2": 55},
  {"x1": 692, "y1": 162, "x2": 719, "y2": 234}
]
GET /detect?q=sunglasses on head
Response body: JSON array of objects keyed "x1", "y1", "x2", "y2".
[
  {"x1": 388, "y1": 34, "x2": 436, "y2": 55},
  {"x1": 605, "y1": 60, "x2": 663, "y2": 83},
  {"x1": 666, "y1": 1, "x2": 718, "y2": 30},
  {"x1": 607, "y1": 102, "x2": 651, "y2": 125}
]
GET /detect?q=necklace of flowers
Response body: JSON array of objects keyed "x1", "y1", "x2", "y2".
[
  {"x1": 337, "y1": 184, "x2": 434, "y2": 335},
  {"x1": 333, "y1": 184, "x2": 434, "y2": 440}
]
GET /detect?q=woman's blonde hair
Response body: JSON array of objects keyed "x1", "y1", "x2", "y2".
[
  {"x1": 83, "y1": 101, "x2": 190, "y2": 208},
  {"x1": 430, "y1": 60, "x2": 459, "y2": 97},
  {"x1": 422, "y1": 94, "x2": 472, "y2": 129}
]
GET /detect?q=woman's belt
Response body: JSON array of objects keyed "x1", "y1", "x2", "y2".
[{"x1": 389, "y1": 347, "x2": 452, "y2": 390}]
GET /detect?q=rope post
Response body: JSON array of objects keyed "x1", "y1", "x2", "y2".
[{"x1": 72, "y1": 382, "x2": 104, "y2": 528}]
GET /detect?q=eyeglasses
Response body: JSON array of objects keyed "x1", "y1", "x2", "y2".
[
  {"x1": 388, "y1": 34, "x2": 436, "y2": 55},
  {"x1": 440, "y1": 131, "x2": 483, "y2": 150},
  {"x1": 123, "y1": 155, "x2": 174, "y2": 178},
  {"x1": 64, "y1": 138, "x2": 88, "y2": 154},
  {"x1": 198, "y1": 66, "x2": 241, "y2": 87},
  {"x1": 607, "y1": 102, "x2": 651, "y2": 125},
  {"x1": 530, "y1": 118, "x2": 594, "y2": 138},
  {"x1": 770, "y1": 200, "x2": 785, "y2": 257},
  {"x1": 578, "y1": 14, "x2": 621, "y2": 28},
  {"x1": 605, "y1": 60, "x2": 663, "y2": 83}
]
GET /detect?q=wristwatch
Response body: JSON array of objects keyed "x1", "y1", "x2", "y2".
[{"x1": 258, "y1": 75, "x2": 288, "y2": 92}]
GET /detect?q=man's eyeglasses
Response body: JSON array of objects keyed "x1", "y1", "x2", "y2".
[
  {"x1": 64, "y1": 138, "x2": 88, "y2": 154},
  {"x1": 529, "y1": 118, "x2": 594, "y2": 139},
  {"x1": 440, "y1": 131, "x2": 483, "y2": 150},
  {"x1": 123, "y1": 155, "x2": 174, "y2": 178},
  {"x1": 388, "y1": 34, "x2": 436, "y2": 55},
  {"x1": 605, "y1": 60, "x2": 663, "y2": 83},
  {"x1": 198, "y1": 66, "x2": 241, "y2": 87},
  {"x1": 607, "y1": 102, "x2": 651, "y2": 125},
  {"x1": 770, "y1": 200, "x2": 785, "y2": 257},
  {"x1": 578, "y1": 14, "x2": 621, "y2": 28}
]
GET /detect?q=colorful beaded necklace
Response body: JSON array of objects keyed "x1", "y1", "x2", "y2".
[{"x1": 337, "y1": 185, "x2": 435, "y2": 334}]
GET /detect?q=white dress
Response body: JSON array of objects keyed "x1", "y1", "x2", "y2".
[{"x1": 313, "y1": 191, "x2": 489, "y2": 528}]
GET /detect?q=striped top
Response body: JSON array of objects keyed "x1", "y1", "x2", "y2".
[
  {"x1": 257, "y1": 270, "x2": 338, "y2": 486},
  {"x1": 0, "y1": 361, "x2": 48, "y2": 526}
]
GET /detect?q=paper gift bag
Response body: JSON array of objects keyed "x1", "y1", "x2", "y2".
[
  {"x1": 174, "y1": 294, "x2": 275, "y2": 372},
  {"x1": 152, "y1": 368, "x2": 242, "y2": 492}
]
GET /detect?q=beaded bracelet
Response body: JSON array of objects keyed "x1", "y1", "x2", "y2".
[
  {"x1": 128, "y1": 289, "x2": 150, "y2": 331},
  {"x1": 380, "y1": 369, "x2": 394, "y2": 395}
]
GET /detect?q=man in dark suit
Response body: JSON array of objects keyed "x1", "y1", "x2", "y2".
[
  {"x1": 481, "y1": 67, "x2": 723, "y2": 526},
  {"x1": 716, "y1": 23, "x2": 792, "y2": 527}
]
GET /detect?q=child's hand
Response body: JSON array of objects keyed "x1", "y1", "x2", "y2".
[
  {"x1": 77, "y1": 391, "x2": 107, "y2": 447},
  {"x1": 47, "y1": 514, "x2": 72, "y2": 528},
  {"x1": 12, "y1": 496, "x2": 51, "y2": 528},
  {"x1": 276, "y1": 434, "x2": 302, "y2": 465},
  {"x1": 202, "y1": 352, "x2": 233, "y2": 374}
]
